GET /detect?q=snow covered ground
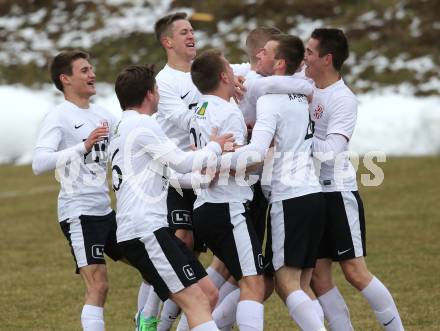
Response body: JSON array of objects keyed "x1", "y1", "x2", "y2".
[{"x1": 1, "y1": 84, "x2": 439, "y2": 165}]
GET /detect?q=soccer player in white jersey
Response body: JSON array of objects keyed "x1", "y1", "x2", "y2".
[
  {"x1": 304, "y1": 28, "x2": 404, "y2": 331},
  {"x1": 226, "y1": 34, "x2": 327, "y2": 331},
  {"x1": 153, "y1": 13, "x2": 249, "y2": 330},
  {"x1": 110, "y1": 64, "x2": 236, "y2": 331},
  {"x1": 32, "y1": 51, "x2": 123, "y2": 331},
  {"x1": 190, "y1": 49, "x2": 266, "y2": 331}
]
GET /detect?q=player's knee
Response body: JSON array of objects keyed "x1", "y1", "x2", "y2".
[
  {"x1": 311, "y1": 270, "x2": 333, "y2": 295},
  {"x1": 203, "y1": 280, "x2": 219, "y2": 308},
  {"x1": 343, "y1": 265, "x2": 371, "y2": 290},
  {"x1": 89, "y1": 278, "x2": 109, "y2": 299},
  {"x1": 240, "y1": 275, "x2": 264, "y2": 301},
  {"x1": 263, "y1": 275, "x2": 274, "y2": 300}
]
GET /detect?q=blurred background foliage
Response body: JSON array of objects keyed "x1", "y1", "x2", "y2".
[{"x1": 0, "y1": 0, "x2": 438, "y2": 95}]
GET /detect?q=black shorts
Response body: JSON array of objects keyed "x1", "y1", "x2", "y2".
[
  {"x1": 119, "y1": 227, "x2": 207, "y2": 301},
  {"x1": 248, "y1": 181, "x2": 269, "y2": 245},
  {"x1": 270, "y1": 193, "x2": 326, "y2": 270},
  {"x1": 193, "y1": 202, "x2": 264, "y2": 281},
  {"x1": 60, "y1": 211, "x2": 123, "y2": 273},
  {"x1": 318, "y1": 191, "x2": 366, "y2": 261},
  {"x1": 167, "y1": 187, "x2": 207, "y2": 252}
]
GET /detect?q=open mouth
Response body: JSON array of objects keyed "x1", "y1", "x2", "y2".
[{"x1": 186, "y1": 42, "x2": 195, "y2": 48}]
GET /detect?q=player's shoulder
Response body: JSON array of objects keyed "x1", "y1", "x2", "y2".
[{"x1": 331, "y1": 79, "x2": 357, "y2": 101}]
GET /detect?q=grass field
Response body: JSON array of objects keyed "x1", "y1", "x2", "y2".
[{"x1": 1, "y1": 157, "x2": 439, "y2": 330}]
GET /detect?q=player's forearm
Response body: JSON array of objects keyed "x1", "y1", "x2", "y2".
[
  {"x1": 159, "y1": 142, "x2": 221, "y2": 174},
  {"x1": 32, "y1": 143, "x2": 86, "y2": 175},
  {"x1": 227, "y1": 130, "x2": 273, "y2": 170},
  {"x1": 312, "y1": 134, "x2": 348, "y2": 160},
  {"x1": 255, "y1": 75, "x2": 313, "y2": 99}
]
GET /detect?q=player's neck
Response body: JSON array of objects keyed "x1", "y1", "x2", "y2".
[
  {"x1": 207, "y1": 87, "x2": 231, "y2": 102},
  {"x1": 315, "y1": 70, "x2": 340, "y2": 89},
  {"x1": 167, "y1": 54, "x2": 192, "y2": 72},
  {"x1": 64, "y1": 93, "x2": 90, "y2": 109}
]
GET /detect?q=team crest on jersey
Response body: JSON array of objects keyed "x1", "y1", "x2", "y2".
[
  {"x1": 196, "y1": 102, "x2": 208, "y2": 116},
  {"x1": 313, "y1": 104, "x2": 324, "y2": 119}
]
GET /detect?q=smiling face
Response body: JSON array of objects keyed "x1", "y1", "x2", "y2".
[
  {"x1": 304, "y1": 37, "x2": 326, "y2": 81},
  {"x1": 167, "y1": 19, "x2": 196, "y2": 61},
  {"x1": 256, "y1": 40, "x2": 279, "y2": 76},
  {"x1": 62, "y1": 58, "x2": 96, "y2": 98}
]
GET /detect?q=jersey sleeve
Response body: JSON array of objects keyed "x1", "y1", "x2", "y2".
[
  {"x1": 156, "y1": 77, "x2": 194, "y2": 131},
  {"x1": 253, "y1": 95, "x2": 278, "y2": 136},
  {"x1": 252, "y1": 75, "x2": 313, "y2": 100},
  {"x1": 34, "y1": 110, "x2": 63, "y2": 151},
  {"x1": 222, "y1": 109, "x2": 247, "y2": 146},
  {"x1": 326, "y1": 95, "x2": 358, "y2": 140}
]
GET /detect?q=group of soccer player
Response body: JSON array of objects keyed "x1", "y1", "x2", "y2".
[{"x1": 33, "y1": 11, "x2": 405, "y2": 331}]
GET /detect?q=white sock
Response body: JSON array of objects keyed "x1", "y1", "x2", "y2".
[
  {"x1": 207, "y1": 266, "x2": 227, "y2": 289},
  {"x1": 236, "y1": 300, "x2": 264, "y2": 331},
  {"x1": 318, "y1": 286, "x2": 354, "y2": 331},
  {"x1": 361, "y1": 276, "x2": 404, "y2": 331},
  {"x1": 176, "y1": 314, "x2": 190, "y2": 331},
  {"x1": 137, "y1": 282, "x2": 151, "y2": 311},
  {"x1": 157, "y1": 299, "x2": 181, "y2": 331},
  {"x1": 142, "y1": 290, "x2": 161, "y2": 318},
  {"x1": 81, "y1": 305, "x2": 104, "y2": 331},
  {"x1": 312, "y1": 299, "x2": 325, "y2": 324},
  {"x1": 191, "y1": 320, "x2": 220, "y2": 331},
  {"x1": 286, "y1": 290, "x2": 325, "y2": 331},
  {"x1": 218, "y1": 281, "x2": 239, "y2": 305},
  {"x1": 212, "y1": 288, "x2": 241, "y2": 329}
]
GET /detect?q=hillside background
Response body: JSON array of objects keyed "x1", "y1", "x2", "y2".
[{"x1": 1, "y1": 0, "x2": 439, "y2": 96}]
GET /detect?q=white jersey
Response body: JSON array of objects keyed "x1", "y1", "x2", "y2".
[
  {"x1": 190, "y1": 95, "x2": 253, "y2": 208},
  {"x1": 238, "y1": 70, "x2": 262, "y2": 127},
  {"x1": 156, "y1": 65, "x2": 201, "y2": 151},
  {"x1": 34, "y1": 100, "x2": 115, "y2": 222},
  {"x1": 109, "y1": 111, "x2": 173, "y2": 242},
  {"x1": 110, "y1": 110, "x2": 221, "y2": 242},
  {"x1": 310, "y1": 79, "x2": 358, "y2": 192},
  {"x1": 253, "y1": 94, "x2": 321, "y2": 202}
]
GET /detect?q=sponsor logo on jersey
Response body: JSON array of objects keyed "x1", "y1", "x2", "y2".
[
  {"x1": 182, "y1": 265, "x2": 196, "y2": 280},
  {"x1": 91, "y1": 244, "x2": 105, "y2": 259},
  {"x1": 313, "y1": 104, "x2": 324, "y2": 119},
  {"x1": 171, "y1": 210, "x2": 192, "y2": 225},
  {"x1": 180, "y1": 91, "x2": 190, "y2": 99},
  {"x1": 196, "y1": 102, "x2": 208, "y2": 116},
  {"x1": 74, "y1": 123, "x2": 85, "y2": 129}
]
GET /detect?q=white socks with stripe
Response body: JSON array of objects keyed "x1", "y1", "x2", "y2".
[
  {"x1": 157, "y1": 299, "x2": 181, "y2": 331},
  {"x1": 286, "y1": 290, "x2": 326, "y2": 331},
  {"x1": 361, "y1": 276, "x2": 404, "y2": 331},
  {"x1": 236, "y1": 300, "x2": 264, "y2": 331},
  {"x1": 318, "y1": 286, "x2": 354, "y2": 331},
  {"x1": 191, "y1": 320, "x2": 220, "y2": 331},
  {"x1": 81, "y1": 305, "x2": 104, "y2": 331}
]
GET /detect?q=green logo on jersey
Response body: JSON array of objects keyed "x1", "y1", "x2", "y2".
[{"x1": 196, "y1": 102, "x2": 208, "y2": 116}]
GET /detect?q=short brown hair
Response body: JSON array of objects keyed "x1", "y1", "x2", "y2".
[
  {"x1": 246, "y1": 26, "x2": 282, "y2": 64},
  {"x1": 271, "y1": 34, "x2": 305, "y2": 75},
  {"x1": 49, "y1": 50, "x2": 89, "y2": 92},
  {"x1": 154, "y1": 12, "x2": 188, "y2": 44},
  {"x1": 115, "y1": 65, "x2": 156, "y2": 111},
  {"x1": 191, "y1": 49, "x2": 226, "y2": 94},
  {"x1": 311, "y1": 28, "x2": 349, "y2": 71}
]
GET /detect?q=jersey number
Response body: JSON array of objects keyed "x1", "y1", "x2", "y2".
[
  {"x1": 110, "y1": 148, "x2": 122, "y2": 191},
  {"x1": 190, "y1": 127, "x2": 204, "y2": 148}
]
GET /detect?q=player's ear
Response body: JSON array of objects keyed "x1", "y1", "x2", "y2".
[
  {"x1": 161, "y1": 36, "x2": 172, "y2": 49},
  {"x1": 60, "y1": 74, "x2": 70, "y2": 87},
  {"x1": 220, "y1": 71, "x2": 229, "y2": 84},
  {"x1": 324, "y1": 53, "x2": 332, "y2": 66}
]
